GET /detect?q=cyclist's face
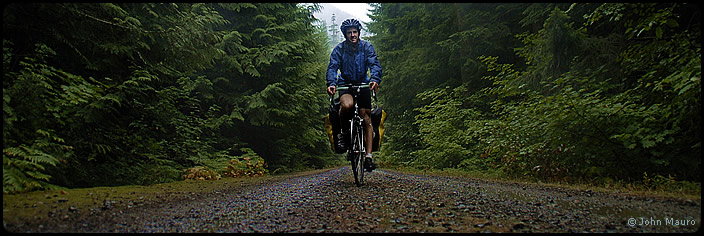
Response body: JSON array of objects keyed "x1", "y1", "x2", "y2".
[{"x1": 345, "y1": 27, "x2": 359, "y2": 44}]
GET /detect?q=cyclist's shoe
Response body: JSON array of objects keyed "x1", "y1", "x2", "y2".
[{"x1": 364, "y1": 155, "x2": 377, "y2": 172}]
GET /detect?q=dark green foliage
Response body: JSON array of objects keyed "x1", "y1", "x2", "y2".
[
  {"x1": 367, "y1": 3, "x2": 528, "y2": 168},
  {"x1": 206, "y1": 3, "x2": 333, "y2": 173},
  {"x1": 369, "y1": 3, "x2": 700, "y2": 184},
  {"x1": 3, "y1": 3, "x2": 333, "y2": 193},
  {"x1": 3, "y1": 3, "x2": 699, "y2": 193}
]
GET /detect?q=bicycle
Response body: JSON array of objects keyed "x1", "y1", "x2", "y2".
[{"x1": 333, "y1": 83, "x2": 374, "y2": 186}]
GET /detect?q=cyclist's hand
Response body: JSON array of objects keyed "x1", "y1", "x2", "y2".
[
  {"x1": 370, "y1": 81, "x2": 379, "y2": 93},
  {"x1": 327, "y1": 86, "x2": 336, "y2": 96}
]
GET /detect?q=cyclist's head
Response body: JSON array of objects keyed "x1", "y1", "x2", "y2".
[{"x1": 340, "y1": 18, "x2": 362, "y2": 36}]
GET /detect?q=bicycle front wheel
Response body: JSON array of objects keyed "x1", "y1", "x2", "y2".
[
  {"x1": 351, "y1": 121, "x2": 365, "y2": 186},
  {"x1": 353, "y1": 152, "x2": 364, "y2": 186}
]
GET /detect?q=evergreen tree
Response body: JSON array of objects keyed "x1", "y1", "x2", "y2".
[
  {"x1": 368, "y1": 3, "x2": 700, "y2": 183},
  {"x1": 328, "y1": 13, "x2": 341, "y2": 48},
  {"x1": 3, "y1": 3, "x2": 334, "y2": 192}
]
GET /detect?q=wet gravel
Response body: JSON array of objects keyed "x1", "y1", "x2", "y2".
[{"x1": 5, "y1": 167, "x2": 701, "y2": 233}]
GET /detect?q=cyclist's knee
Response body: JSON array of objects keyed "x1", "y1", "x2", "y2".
[
  {"x1": 340, "y1": 94, "x2": 354, "y2": 111},
  {"x1": 341, "y1": 103, "x2": 354, "y2": 112}
]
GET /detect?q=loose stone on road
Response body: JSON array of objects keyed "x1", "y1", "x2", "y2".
[{"x1": 4, "y1": 167, "x2": 700, "y2": 233}]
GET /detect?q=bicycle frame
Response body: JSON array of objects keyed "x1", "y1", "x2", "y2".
[{"x1": 335, "y1": 83, "x2": 371, "y2": 186}]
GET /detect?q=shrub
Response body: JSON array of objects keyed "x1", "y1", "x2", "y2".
[
  {"x1": 224, "y1": 155, "x2": 268, "y2": 177},
  {"x1": 182, "y1": 166, "x2": 221, "y2": 181}
]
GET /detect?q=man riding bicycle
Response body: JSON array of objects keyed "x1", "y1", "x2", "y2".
[{"x1": 326, "y1": 18, "x2": 382, "y2": 172}]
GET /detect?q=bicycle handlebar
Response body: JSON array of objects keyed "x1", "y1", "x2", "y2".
[
  {"x1": 336, "y1": 83, "x2": 376, "y2": 98},
  {"x1": 336, "y1": 84, "x2": 370, "y2": 91}
]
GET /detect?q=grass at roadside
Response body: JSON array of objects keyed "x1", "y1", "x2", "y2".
[
  {"x1": 2, "y1": 167, "x2": 340, "y2": 228},
  {"x1": 381, "y1": 165, "x2": 701, "y2": 202}
]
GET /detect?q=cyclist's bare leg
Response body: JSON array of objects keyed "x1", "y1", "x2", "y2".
[
  {"x1": 339, "y1": 93, "x2": 354, "y2": 130},
  {"x1": 360, "y1": 108, "x2": 373, "y2": 156}
]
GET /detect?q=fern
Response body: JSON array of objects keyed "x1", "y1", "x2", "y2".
[
  {"x1": 3, "y1": 167, "x2": 24, "y2": 193},
  {"x1": 3, "y1": 144, "x2": 60, "y2": 193},
  {"x1": 3, "y1": 3, "x2": 337, "y2": 189}
]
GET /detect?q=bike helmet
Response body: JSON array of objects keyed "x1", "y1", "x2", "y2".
[{"x1": 340, "y1": 18, "x2": 362, "y2": 35}]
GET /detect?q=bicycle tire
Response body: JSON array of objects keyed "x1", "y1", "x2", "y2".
[
  {"x1": 351, "y1": 119, "x2": 365, "y2": 186},
  {"x1": 353, "y1": 152, "x2": 364, "y2": 186}
]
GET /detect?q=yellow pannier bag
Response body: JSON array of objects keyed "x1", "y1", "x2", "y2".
[
  {"x1": 371, "y1": 107, "x2": 387, "y2": 152},
  {"x1": 323, "y1": 114, "x2": 336, "y2": 152}
]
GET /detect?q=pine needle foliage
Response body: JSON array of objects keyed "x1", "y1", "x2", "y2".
[
  {"x1": 3, "y1": 3, "x2": 333, "y2": 193},
  {"x1": 368, "y1": 3, "x2": 700, "y2": 185}
]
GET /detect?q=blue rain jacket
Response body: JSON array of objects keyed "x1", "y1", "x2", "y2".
[{"x1": 326, "y1": 40, "x2": 382, "y2": 87}]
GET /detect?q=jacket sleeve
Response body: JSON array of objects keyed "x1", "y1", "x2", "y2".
[
  {"x1": 326, "y1": 45, "x2": 342, "y2": 87},
  {"x1": 366, "y1": 43, "x2": 382, "y2": 85}
]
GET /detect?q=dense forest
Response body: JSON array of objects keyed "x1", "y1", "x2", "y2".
[
  {"x1": 3, "y1": 3, "x2": 701, "y2": 194},
  {"x1": 367, "y1": 3, "x2": 701, "y2": 187},
  {"x1": 3, "y1": 3, "x2": 334, "y2": 192}
]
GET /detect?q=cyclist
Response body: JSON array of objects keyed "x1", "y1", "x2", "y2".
[{"x1": 326, "y1": 18, "x2": 382, "y2": 172}]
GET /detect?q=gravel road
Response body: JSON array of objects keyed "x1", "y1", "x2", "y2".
[{"x1": 4, "y1": 167, "x2": 701, "y2": 233}]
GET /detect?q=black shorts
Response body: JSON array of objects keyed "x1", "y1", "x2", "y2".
[{"x1": 339, "y1": 87, "x2": 372, "y2": 110}]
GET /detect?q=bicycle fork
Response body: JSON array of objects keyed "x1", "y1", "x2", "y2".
[{"x1": 350, "y1": 116, "x2": 365, "y2": 154}]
